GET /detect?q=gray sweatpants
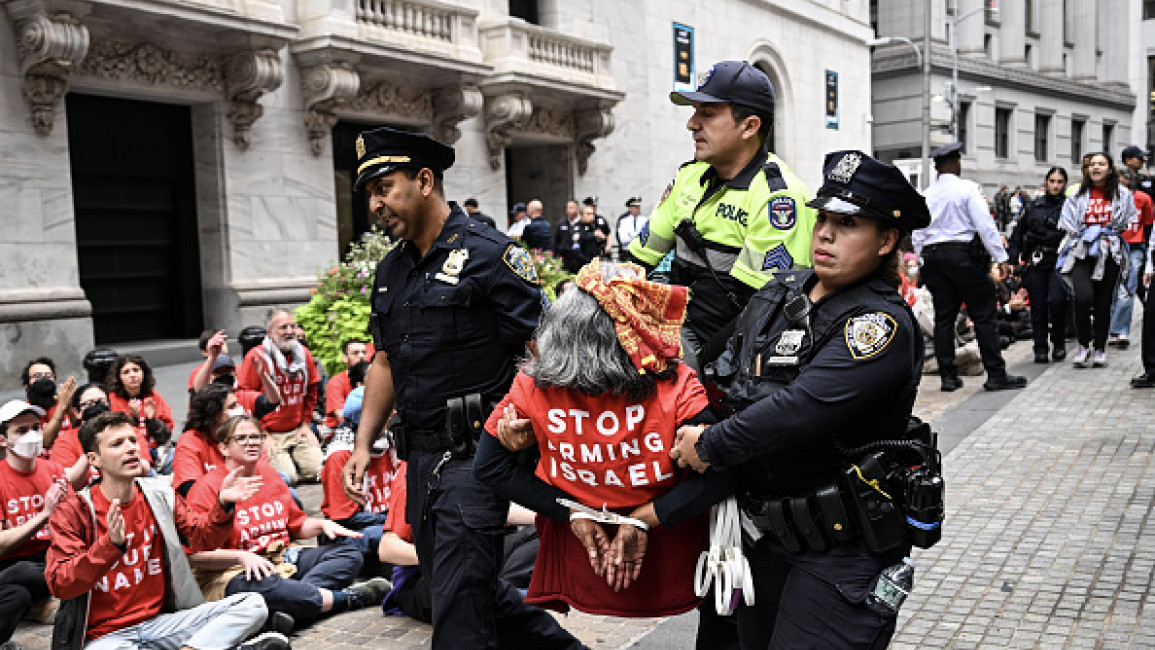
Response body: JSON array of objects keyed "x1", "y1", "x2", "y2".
[{"x1": 84, "y1": 592, "x2": 267, "y2": 650}]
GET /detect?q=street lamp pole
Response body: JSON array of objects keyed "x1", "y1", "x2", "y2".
[{"x1": 866, "y1": 34, "x2": 928, "y2": 189}]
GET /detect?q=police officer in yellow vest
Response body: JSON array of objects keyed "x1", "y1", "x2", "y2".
[{"x1": 629, "y1": 60, "x2": 815, "y2": 372}]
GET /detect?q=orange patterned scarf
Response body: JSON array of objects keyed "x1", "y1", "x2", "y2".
[{"x1": 574, "y1": 258, "x2": 688, "y2": 374}]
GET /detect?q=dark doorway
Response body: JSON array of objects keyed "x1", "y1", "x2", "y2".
[
  {"x1": 505, "y1": 144, "x2": 573, "y2": 231},
  {"x1": 66, "y1": 94, "x2": 203, "y2": 344}
]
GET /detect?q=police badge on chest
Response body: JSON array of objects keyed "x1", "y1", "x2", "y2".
[{"x1": 765, "y1": 329, "x2": 806, "y2": 367}]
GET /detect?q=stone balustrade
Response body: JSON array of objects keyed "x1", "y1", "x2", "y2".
[
  {"x1": 480, "y1": 18, "x2": 614, "y2": 92},
  {"x1": 354, "y1": 0, "x2": 456, "y2": 42}
]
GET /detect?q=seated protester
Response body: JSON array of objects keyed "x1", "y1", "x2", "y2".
[
  {"x1": 475, "y1": 259, "x2": 734, "y2": 616},
  {"x1": 50, "y1": 385, "x2": 152, "y2": 479},
  {"x1": 189, "y1": 329, "x2": 226, "y2": 396},
  {"x1": 236, "y1": 309, "x2": 322, "y2": 486},
  {"x1": 21, "y1": 357, "x2": 78, "y2": 455},
  {"x1": 44, "y1": 411, "x2": 287, "y2": 650},
  {"x1": 173, "y1": 384, "x2": 281, "y2": 497},
  {"x1": 379, "y1": 463, "x2": 543, "y2": 625},
  {"x1": 322, "y1": 340, "x2": 370, "y2": 434},
  {"x1": 319, "y1": 388, "x2": 396, "y2": 565},
  {"x1": 186, "y1": 416, "x2": 391, "y2": 631},
  {"x1": 0, "y1": 401, "x2": 89, "y2": 647},
  {"x1": 105, "y1": 354, "x2": 174, "y2": 467}
]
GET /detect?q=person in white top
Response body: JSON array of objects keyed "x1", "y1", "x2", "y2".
[
  {"x1": 506, "y1": 202, "x2": 528, "y2": 239},
  {"x1": 615, "y1": 196, "x2": 647, "y2": 259},
  {"x1": 911, "y1": 142, "x2": 1027, "y2": 393}
]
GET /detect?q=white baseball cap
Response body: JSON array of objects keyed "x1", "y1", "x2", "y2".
[{"x1": 0, "y1": 400, "x2": 46, "y2": 427}]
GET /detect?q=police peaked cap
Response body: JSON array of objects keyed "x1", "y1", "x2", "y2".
[
  {"x1": 807, "y1": 150, "x2": 931, "y2": 232},
  {"x1": 929, "y1": 141, "x2": 963, "y2": 163},
  {"x1": 353, "y1": 127, "x2": 455, "y2": 192},
  {"x1": 670, "y1": 60, "x2": 775, "y2": 115}
]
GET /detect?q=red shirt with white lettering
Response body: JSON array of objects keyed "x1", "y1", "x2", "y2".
[
  {"x1": 171, "y1": 430, "x2": 225, "y2": 494},
  {"x1": 484, "y1": 364, "x2": 709, "y2": 509},
  {"x1": 188, "y1": 462, "x2": 306, "y2": 554},
  {"x1": 320, "y1": 450, "x2": 396, "y2": 521},
  {"x1": 0, "y1": 459, "x2": 67, "y2": 559},
  {"x1": 1083, "y1": 186, "x2": 1112, "y2": 226},
  {"x1": 382, "y1": 463, "x2": 411, "y2": 543},
  {"x1": 86, "y1": 484, "x2": 166, "y2": 641},
  {"x1": 237, "y1": 347, "x2": 319, "y2": 434},
  {"x1": 1122, "y1": 190, "x2": 1154, "y2": 244}
]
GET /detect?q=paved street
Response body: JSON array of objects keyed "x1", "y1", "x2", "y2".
[{"x1": 11, "y1": 335, "x2": 1155, "y2": 648}]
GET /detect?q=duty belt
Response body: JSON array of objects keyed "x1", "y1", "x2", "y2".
[
  {"x1": 393, "y1": 393, "x2": 490, "y2": 461},
  {"x1": 922, "y1": 241, "x2": 971, "y2": 254}
]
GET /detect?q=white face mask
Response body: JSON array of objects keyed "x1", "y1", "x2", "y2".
[
  {"x1": 11, "y1": 430, "x2": 44, "y2": 460},
  {"x1": 226, "y1": 407, "x2": 246, "y2": 418}
]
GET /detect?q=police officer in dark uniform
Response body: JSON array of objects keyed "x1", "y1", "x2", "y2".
[
  {"x1": 671, "y1": 151, "x2": 939, "y2": 648},
  {"x1": 342, "y1": 127, "x2": 582, "y2": 650}
]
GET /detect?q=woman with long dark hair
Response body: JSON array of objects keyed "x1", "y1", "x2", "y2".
[
  {"x1": 1009, "y1": 166, "x2": 1070, "y2": 362},
  {"x1": 106, "y1": 353, "x2": 174, "y2": 447},
  {"x1": 1059, "y1": 153, "x2": 1136, "y2": 367}
]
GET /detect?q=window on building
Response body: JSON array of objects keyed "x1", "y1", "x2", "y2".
[
  {"x1": 1025, "y1": 44, "x2": 1033, "y2": 68},
  {"x1": 1103, "y1": 123, "x2": 1115, "y2": 153},
  {"x1": 959, "y1": 101, "x2": 971, "y2": 154},
  {"x1": 1025, "y1": 0, "x2": 1033, "y2": 31},
  {"x1": 1144, "y1": 0, "x2": 1155, "y2": 20},
  {"x1": 1035, "y1": 113, "x2": 1050, "y2": 162},
  {"x1": 995, "y1": 107, "x2": 1012, "y2": 158},
  {"x1": 1148, "y1": 57, "x2": 1155, "y2": 121},
  {"x1": 509, "y1": 0, "x2": 538, "y2": 24},
  {"x1": 984, "y1": 34, "x2": 992, "y2": 57},
  {"x1": 1071, "y1": 118, "x2": 1085, "y2": 164}
]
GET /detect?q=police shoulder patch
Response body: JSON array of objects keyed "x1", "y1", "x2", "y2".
[
  {"x1": 844, "y1": 312, "x2": 898, "y2": 360},
  {"x1": 657, "y1": 179, "x2": 675, "y2": 208},
  {"x1": 768, "y1": 196, "x2": 797, "y2": 230},
  {"x1": 503, "y1": 244, "x2": 539, "y2": 284}
]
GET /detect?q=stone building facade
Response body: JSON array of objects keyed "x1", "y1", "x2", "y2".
[
  {"x1": 0, "y1": 0, "x2": 872, "y2": 387},
  {"x1": 871, "y1": 0, "x2": 1136, "y2": 193}
]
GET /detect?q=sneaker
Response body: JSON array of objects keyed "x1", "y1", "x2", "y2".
[
  {"x1": 1072, "y1": 346, "x2": 1090, "y2": 368},
  {"x1": 1092, "y1": 350, "x2": 1107, "y2": 367},
  {"x1": 262, "y1": 611, "x2": 294, "y2": 636},
  {"x1": 344, "y1": 576, "x2": 393, "y2": 610},
  {"x1": 236, "y1": 632, "x2": 291, "y2": 650}
]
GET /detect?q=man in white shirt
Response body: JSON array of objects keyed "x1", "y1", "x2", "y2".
[
  {"x1": 615, "y1": 196, "x2": 647, "y2": 259},
  {"x1": 912, "y1": 142, "x2": 1027, "y2": 393}
]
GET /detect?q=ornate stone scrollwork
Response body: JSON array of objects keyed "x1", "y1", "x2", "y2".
[
  {"x1": 77, "y1": 39, "x2": 224, "y2": 91},
  {"x1": 574, "y1": 105, "x2": 615, "y2": 175},
  {"x1": 299, "y1": 61, "x2": 360, "y2": 156},
  {"x1": 11, "y1": 11, "x2": 89, "y2": 135},
  {"x1": 522, "y1": 105, "x2": 574, "y2": 138},
  {"x1": 483, "y1": 92, "x2": 532, "y2": 170},
  {"x1": 224, "y1": 49, "x2": 284, "y2": 149},
  {"x1": 347, "y1": 82, "x2": 433, "y2": 121},
  {"x1": 431, "y1": 85, "x2": 482, "y2": 145}
]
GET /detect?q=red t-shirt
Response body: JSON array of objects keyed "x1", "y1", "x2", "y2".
[
  {"x1": 1122, "y1": 191, "x2": 1154, "y2": 244},
  {"x1": 41, "y1": 404, "x2": 73, "y2": 432},
  {"x1": 484, "y1": 365, "x2": 709, "y2": 509},
  {"x1": 237, "y1": 347, "x2": 318, "y2": 434},
  {"x1": 171, "y1": 430, "x2": 225, "y2": 493},
  {"x1": 324, "y1": 372, "x2": 353, "y2": 428},
  {"x1": 86, "y1": 485, "x2": 166, "y2": 641},
  {"x1": 0, "y1": 459, "x2": 68, "y2": 559},
  {"x1": 50, "y1": 426, "x2": 147, "y2": 482},
  {"x1": 319, "y1": 450, "x2": 397, "y2": 521},
  {"x1": 108, "y1": 392, "x2": 175, "y2": 448},
  {"x1": 188, "y1": 462, "x2": 306, "y2": 554},
  {"x1": 1083, "y1": 187, "x2": 1112, "y2": 226},
  {"x1": 382, "y1": 463, "x2": 411, "y2": 543}
]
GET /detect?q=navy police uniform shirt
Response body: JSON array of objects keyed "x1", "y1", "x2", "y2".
[
  {"x1": 370, "y1": 205, "x2": 543, "y2": 430},
  {"x1": 701, "y1": 270, "x2": 920, "y2": 494}
]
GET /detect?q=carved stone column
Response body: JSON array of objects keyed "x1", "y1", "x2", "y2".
[
  {"x1": 7, "y1": 7, "x2": 90, "y2": 135},
  {"x1": 574, "y1": 104, "x2": 615, "y2": 175},
  {"x1": 432, "y1": 84, "x2": 483, "y2": 145},
  {"x1": 224, "y1": 48, "x2": 283, "y2": 149},
  {"x1": 483, "y1": 92, "x2": 532, "y2": 170},
  {"x1": 298, "y1": 60, "x2": 360, "y2": 155}
]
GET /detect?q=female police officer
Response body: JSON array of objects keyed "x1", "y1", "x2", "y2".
[{"x1": 668, "y1": 150, "x2": 932, "y2": 649}]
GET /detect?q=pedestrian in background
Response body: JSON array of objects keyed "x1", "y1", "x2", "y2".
[
  {"x1": 615, "y1": 196, "x2": 647, "y2": 258},
  {"x1": 1008, "y1": 166, "x2": 1070, "y2": 363},
  {"x1": 1059, "y1": 152, "x2": 1135, "y2": 368}
]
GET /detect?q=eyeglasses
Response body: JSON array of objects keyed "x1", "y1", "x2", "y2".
[
  {"x1": 230, "y1": 433, "x2": 268, "y2": 445},
  {"x1": 78, "y1": 398, "x2": 108, "y2": 410},
  {"x1": 29, "y1": 372, "x2": 54, "y2": 381}
]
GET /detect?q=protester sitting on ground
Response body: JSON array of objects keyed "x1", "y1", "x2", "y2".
[
  {"x1": 319, "y1": 382, "x2": 396, "y2": 571},
  {"x1": 323, "y1": 340, "x2": 370, "y2": 434},
  {"x1": 45, "y1": 410, "x2": 287, "y2": 650},
  {"x1": 21, "y1": 358, "x2": 78, "y2": 454},
  {"x1": 186, "y1": 415, "x2": 391, "y2": 632},
  {"x1": 237, "y1": 308, "x2": 322, "y2": 485},
  {"x1": 105, "y1": 354, "x2": 174, "y2": 466},
  {"x1": 189, "y1": 329, "x2": 227, "y2": 395},
  {"x1": 173, "y1": 383, "x2": 282, "y2": 497},
  {"x1": 475, "y1": 259, "x2": 734, "y2": 616},
  {"x1": 50, "y1": 384, "x2": 152, "y2": 478},
  {"x1": 379, "y1": 462, "x2": 542, "y2": 625},
  {"x1": 0, "y1": 400, "x2": 90, "y2": 647}
]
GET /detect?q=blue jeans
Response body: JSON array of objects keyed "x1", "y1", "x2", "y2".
[
  {"x1": 335, "y1": 512, "x2": 388, "y2": 556},
  {"x1": 1110, "y1": 245, "x2": 1147, "y2": 337},
  {"x1": 225, "y1": 542, "x2": 363, "y2": 622}
]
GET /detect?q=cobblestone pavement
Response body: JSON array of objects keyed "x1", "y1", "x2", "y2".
[{"x1": 15, "y1": 336, "x2": 1155, "y2": 649}]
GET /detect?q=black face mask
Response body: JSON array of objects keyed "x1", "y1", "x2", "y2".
[
  {"x1": 212, "y1": 374, "x2": 236, "y2": 387},
  {"x1": 26, "y1": 379, "x2": 57, "y2": 408},
  {"x1": 81, "y1": 402, "x2": 110, "y2": 422}
]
